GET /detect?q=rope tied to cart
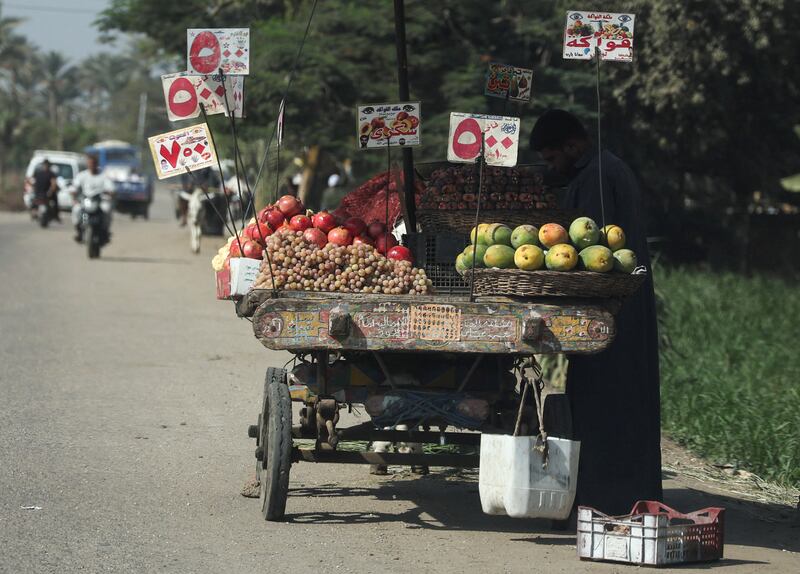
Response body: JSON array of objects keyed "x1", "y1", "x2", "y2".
[{"x1": 513, "y1": 357, "x2": 549, "y2": 468}]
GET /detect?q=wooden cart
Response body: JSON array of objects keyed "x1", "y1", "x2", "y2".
[{"x1": 239, "y1": 289, "x2": 617, "y2": 521}]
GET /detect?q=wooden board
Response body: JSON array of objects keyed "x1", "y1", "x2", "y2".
[{"x1": 249, "y1": 291, "x2": 615, "y2": 355}]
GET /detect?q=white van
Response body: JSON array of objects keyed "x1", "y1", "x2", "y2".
[{"x1": 24, "y1": 150, "x2": 87, "y2": 211}]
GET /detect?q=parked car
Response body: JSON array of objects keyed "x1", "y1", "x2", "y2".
[
  {"x1": 23, "y1": 150, "x2": 86, "y2": 211},
  {"x1": 85, "y1": 140, "x2": 154, "y2": 219}
]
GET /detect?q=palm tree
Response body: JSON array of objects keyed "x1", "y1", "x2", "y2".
[
  {"x1": 0, "y1": 5, "x2": 35, "y2": 190},
  {"x1": 42, "y1": 51, "x2": 77, "y2": 149}
]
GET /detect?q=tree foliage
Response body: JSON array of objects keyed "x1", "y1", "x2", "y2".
[{"x1": 98, "y1": 0, "x2": 800, "y2": 214}]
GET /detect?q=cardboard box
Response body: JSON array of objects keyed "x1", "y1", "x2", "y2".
[{"x1": 215, "y1": 258, "x2": 261, "y2": 300}]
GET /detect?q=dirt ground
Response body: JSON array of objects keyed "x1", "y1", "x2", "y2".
[{"x1": 0, "y1": 188, "x2": 797, "y2": 573}]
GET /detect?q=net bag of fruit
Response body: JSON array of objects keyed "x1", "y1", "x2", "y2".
[{"x1": 333, "y1": 170, "x2": 423, "y2": 228}]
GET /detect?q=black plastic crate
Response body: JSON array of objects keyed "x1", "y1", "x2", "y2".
[{"x1": 403, "y1": 232, "x2": 470, "y2": 295}]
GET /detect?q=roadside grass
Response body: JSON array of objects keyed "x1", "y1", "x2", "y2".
[{"x1": 656, "y1": 266, "x2": 800, "y2": 487}]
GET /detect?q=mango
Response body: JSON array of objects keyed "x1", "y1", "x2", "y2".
[
  {"x1": 601, "y1": 224, "x2": 626, "y2": 251},
  {"x1": 514, "y1": 244, "x2": 545, "y2": 270},
  {"x1": 483, "y1": 244, "x2": 516, "y2": 269},
  {"x1": 578, "y1": 245, "x2": 614, "y2": 272},
  {"x1": 539, "y1": 223, "x2": 569, "y2": 249},
  {"x1": 485, "y1": 223, "x2": 513, "y2": 246},
  {"x1": 569, "y1": 217, "x2": 600, "y2": 250},
  {"x1": 545, "y1": 244, "x2": 578, "y2": 271},
  {"x1": 455, "y1": 253, "x2": 467, "y2": 275},
  {"x1": 462, "y1": 244, "x2": 488, "y2": 269},
  {"x1": 612, "y1": 248, "x2": 637, "y2": 273},
  {"x1": 470, "y1": 223, "x2": 491, "y2": 245},
  {"x1": 510, "y1": 224, "x2": 539, "y2": 249}
]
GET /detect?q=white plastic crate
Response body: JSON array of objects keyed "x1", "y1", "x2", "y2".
[
  {"x1": 577, "y1": 501, "x2": 725, "y2": 566},
  {"x1": 479, "y1": 435, "x2": 580, "y2": 519}
]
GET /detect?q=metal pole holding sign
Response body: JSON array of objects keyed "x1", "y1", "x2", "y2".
[{"x1": 393, "y1": 0, "x2": 416, "y2": 232}]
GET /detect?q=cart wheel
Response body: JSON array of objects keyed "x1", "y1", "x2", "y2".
[
  {"x1": 255, "y1": 368, "x2": 286, "y2": 481},
  {"x1": 259, "y1": 369, "x2": 292, "y2": 521}
]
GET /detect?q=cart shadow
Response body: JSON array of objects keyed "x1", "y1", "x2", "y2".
[
  {"x1": 285, "y1": 475, "x2": 571, "y2": 536},
  {"x1": 284, "y1": 476, "x2": 800, "y2": 554}
]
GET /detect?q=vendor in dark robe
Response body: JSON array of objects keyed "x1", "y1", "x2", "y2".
[{"x1": 530, "y1": 109, "x2": 662, "y2": 515}]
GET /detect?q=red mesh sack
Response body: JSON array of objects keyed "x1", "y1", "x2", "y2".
[{"x1": 333, "y1": 170, "x2": 423, "y2": 227}]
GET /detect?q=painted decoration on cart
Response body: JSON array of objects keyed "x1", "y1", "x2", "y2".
[
  {"x1": 148, "y1": 123, "x2": 217, "y2": 180},
  {"x1": 484, "y1": 62, "x2": 533, "y2": 102},
  {"x1": 187, "y1": 28, "x2": 250, "y2": 75},
  {"x1": 249, "y1": 293, "x2": 615, "y2": 355},
  {"x1": 161, "y1": 73, "x2": 244, "y2": 121},
  {"x1": 563, "y1": 11, "x2": 635, "y2": 62},
  {"x1": 447, "y1": 113, "x2": 521, "y2": 167},
  {"x1": 356, "y1": 102, "x2": 421, "y2": 149}
]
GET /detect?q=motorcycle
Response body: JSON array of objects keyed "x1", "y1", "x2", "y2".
[
  {"x1": 32, "y1": 195, "x2": 56, "y2": 228},
  {"x1": 81, "y1": 193, "x2": 113, "y2": 259}
]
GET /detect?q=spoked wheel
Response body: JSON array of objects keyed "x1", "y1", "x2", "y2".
[{"x1": 259, "y1": 367, "x2": 292, "y2": 521}]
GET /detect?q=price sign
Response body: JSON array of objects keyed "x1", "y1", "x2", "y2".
[
  {"x1": 563, "y1": 11, "x2": 635, "y2": 62},
  {"x1": 187, "y1": 28, "x2": 250, "y2": 75},
  {"x1": 484, "y1": 62, "x2": 533, "y2": 102},
  {"x1": 148, "y1": 123, "x2": 217, "y2": 180},
  {"x1": 356, "y1": 102, "x2": 421, "y2": 149},
  {"x1": 161, "y1": 73, "x2": 244, "y2": 121},
  {"x1": 447, "y1": 113, "x2": 520, "y2": 167}
]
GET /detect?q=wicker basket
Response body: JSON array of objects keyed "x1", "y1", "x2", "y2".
[
  {"x1": 464, "y1": 268, "x2": 647, "y2": 298},
  {"x1": 416, "y1": 209, "x2": 578, "y2": 234}
]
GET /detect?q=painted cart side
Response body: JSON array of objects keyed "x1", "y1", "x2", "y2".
[{"x1": 246, "y1": 290, "x2": 616, "y2": 355}]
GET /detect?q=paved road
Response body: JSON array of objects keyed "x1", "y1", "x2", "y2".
[{"x1": 1, "y1": 190, "x2": 797, "y2": 573}]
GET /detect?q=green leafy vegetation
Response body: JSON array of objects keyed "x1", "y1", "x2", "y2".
[{"x1": 656, "y1": 266, "x2": 800, "y2": 487}]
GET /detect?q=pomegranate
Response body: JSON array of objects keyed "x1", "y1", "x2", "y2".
[
  {"x1": 242, "y1": 240, "x2": 264, "y2": 259},
  {"x1": 229, "y1": 239, "x2": 244, "y2": 258},
  {"x1": 343, "y1": 217, "x2": 366, "y2": 237},
  {"x1": 327, "y1": 226, "x2": 353, "y2": 246},
  {"x1": 353, "y1": 235, "x2": 374, "y2": 247},
  {"x1": 266, "y1": 209, "x2": 286, "y2": 230},
  {"x1": 375, "y1": 233, "x2": 398, "y2": 255},
  {"x1": 366, "y1": 220, "x2": 386, "y2": 239},
  {"x1": 303, "y1": 227, "x2": 328, "y2": 248},
  {"x1": 257, "y1": 206, "x2": 272, "y2": 223},
  {"x1": 250, "y1": 221, "x2": 272, "y2": 245},
  {"x1": 289, "y1": 214, "x2": 312, "y2": 232},
  {"x1": 311, "y1": 211, "x2": 337, "y2": 234},
  {"x1": 387, "y1": 245, "x2": 413, "y2": 263},
  {"x1": 276, "y1": 195, "x2": 303, "y2": 218}
]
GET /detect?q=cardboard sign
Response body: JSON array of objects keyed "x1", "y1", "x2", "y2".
[
  {"x1": 161, "y1": 73, "x2": 244, "y2": 121},
  {"x1": 563, "y1": 11, "x2": 635, "y2": 62},
  {"x1": 447, "y1": 113, "x2": 520, "y2": 167},
  {"x1": 187, "y1": 28, "x2": 250, "y2": 75},
  {"x1": 484, "y1": 63, "x2": 533, "y2": 102},
  {"x1": 356, "y1": 102, "x2": 421, "y2": 149},
  {"x1": 148, "y1": 123, "x2": 217, "y2": 180}
]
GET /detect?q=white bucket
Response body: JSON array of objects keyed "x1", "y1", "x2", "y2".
[{"x1": 478, "y1": 434, "x2": 580, "y2": 519}]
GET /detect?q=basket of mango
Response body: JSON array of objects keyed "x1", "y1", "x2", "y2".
[{"x1": 458, "y1": 217, "x2": 646, "y2": 298}]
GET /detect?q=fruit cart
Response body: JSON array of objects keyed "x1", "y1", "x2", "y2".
[
  {"x1": 222, "y1": 1, "x2": 646, "y2": 522},
  {"x1": 238, "y1": 287, "x2": 619, "y2": 520}
]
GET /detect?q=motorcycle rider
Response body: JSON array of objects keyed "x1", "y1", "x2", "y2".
[
  {"x1": 31, "y1": 159, "x2": 60, "y2": 222},
  {"x1": 72, "y1": 154, "x2": 113, "y2": 242}
]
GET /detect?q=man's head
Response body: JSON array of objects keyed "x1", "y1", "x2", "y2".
[
  {"x1": 41, "y1": 159, "x2": 51, "y2": 169},
  {"x1": 87, "y1": 154, "x2": 99, "y2": 173},
  {"x1": 529, "y1": 109, "x2": 589, "y2": 174}
]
